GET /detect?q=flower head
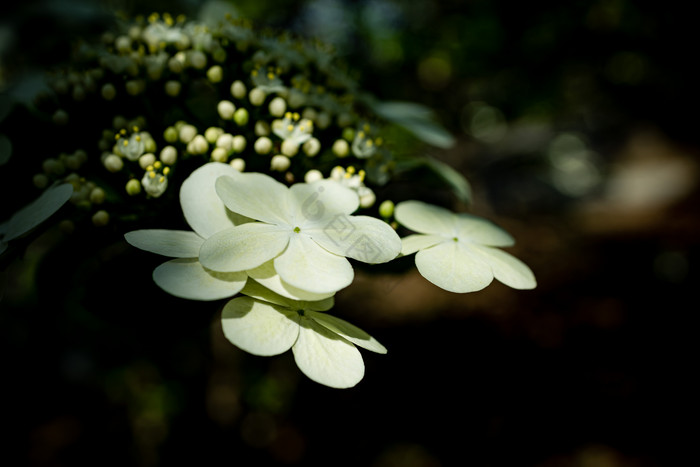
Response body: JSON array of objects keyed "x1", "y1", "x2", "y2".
[
  {"x1": 199, "y1": 171, "x2": 401, "y2": 295},
  {"x1": 395, "y1": 201, "x2": 536, "y2": 293},
  {"x1": 222, "y1": 279, "x2": 386, "y2": 388}
]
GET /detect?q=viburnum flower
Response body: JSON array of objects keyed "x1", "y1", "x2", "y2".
[
  {"x1": 199, "y1": 171, "x2": 402, "y2": 295},
  {"x1": 395, "y1": 200, "x2": 536, "y2": 293},
  {"x1": 221, "y1": 279, "x2": 387, "y2": 388},
  {"x1": 125, "y1": 163, "x2": 248, "y2": 300}
]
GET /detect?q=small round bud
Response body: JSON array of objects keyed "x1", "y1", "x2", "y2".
[
  {"x1": 254, "y1": 120, "x2": 270, "y2": 136},
  {"x1": 342, "y1": 127, "x2": 355, "y2": 142},
  {"x1": 316, "y1": 111, "x2": 331, "y2": 129},
  {"x1": 163, "y1": 126, "x2": 178, "y2": 143},
  {"x1": 139, "y1": 153, "x2": 156, "y2": 169},
  {"x1": 254, "y1": 136, "x2": 272, "y2": 155},
  {"x1": 280, "y1": 139, "x2": 299, "y2": 157},
  {"x1": 187, "y1": 135, "x2": 209, "y2": 155},
  {"x1": 248, "y1": 87, "x2": 266, "y2": 106},
  {"x1": 189, "y1": 50, "x2": 207, "y2": 69},
  {"x1": 304, "y1": 169, "x2": 323, "y2": 183},
  {"x1": 270, "y1": 155, "x2": 291, "y2": 172},
  {"x1": 33, "y1": 173, "x2": 49, "y2": 189},
  {"x1": 101, "y1": 83, "x2": 116, "y2": 100},
  {"x1": 359, "y1": 189, "x2": 376, "y2": 208},
  {"x1": 92, "y1": 210, "x2": 110, "y2": 227},
  {"x1": 115, "y1": 35, "x2": 131, "y2": 53},
  {"x1": 125, "y1": 79, "x2": 144, "y2": 96},
  {"x1": 104, "y1": 154, "x2": 123, "y2": 172},
  {"x1": 231, "y1": 135, "x2": 247, "y2": 153},
  {"x1": 207, "y1": 65, "x2": 223, "y2": 83},
  {"x1": 71, "y1": 84, "x2": 86, "y2": 101},
  {"x1": 230, "y1": 80, "x2": 246, "y2": 99},
  {"x1": 90, "y1": 187, "x2": 106, "y2": 204},
  {"x1": 168, "y1": 54, "x2": 185, "y2": 73},
  {"x1": 179, "y1": 124, "x2": 197, "y2": 144},
  {"x1": 216, "y1": 133, "x2": 234, "y2": 150},
  {"x1": 217, "y1": 100, "x2": 236, "y2": 119},
  {"x1": 211, "y1": 147, "x2": 228, "y2": 163},
  {"x1": 160, "y1": 146, "x2": 177, "y2": 165},
  {"x1": 230, "y1": 158, "x2": 245, "y2": 171},
  {"x1": 42, "y1": 158, "x2": 65, "y2": 176},
  {"x1": 379, "y1": 200, "x2": 395, "y2": 219},
  {"x1": 269, "y1": 97, "x2": 287, "y2": 117},
  {"x1": 204, "y1": 127, "x2": 224, "y2": 144},
  {"x1": 332, "y1": 139, "x2": 350, "y2": 158},
  {"x1": 302, "y1": 137, "x2": 321, "y2": 157},
  {"x1": 52, "y1": 109, "x2": 69, "y2": 125},
  {"x1": 141, "y1": 132, "x2": 156, "y2": 153},
  {"x1": 233, "y1": 108, "x2": 249, "y2": 126},
  {"x1": 164, "y1": 80, "x2": 181, "y2": 97}
]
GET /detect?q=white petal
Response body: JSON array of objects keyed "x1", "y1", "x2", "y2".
[
  {"x1": 180, "y1": 162, "x2": 247, "y2": 238},
  {"x1": 394, "y1": 200, "x2": 456, "y2": 235},
  {"x1": 307, "y1": 311, "x2": 387, "y2": 354},
  {"x1": 454, "y1": 214, "x2": 515, "y2": 247},
  {"x1": 215, "y1": 173, "x2": 290, "y2": 225},
  {"x1": 293, "y1": 317, "x2": 364, "y2": 388},
  {"x1": 274, "y1": 233, "x2": 354, "y2": 294},
  {"x1": 153, "y1": 258, "x2": 246, "y2": 300},
  {"x1": 415, "y1": 241, "x2": 494, "y2": 293},
  {"x1": 306, "y1": 215, "x2": 401, "y2": 264},
  {"x1": 125, "y1": 229, "x2": 203, "y2": 257},
  {"x1": 471, "y1": 245, "x2": 537, "y2": 290},
  {"x1": 247, "y1": 260, "x2": 336, "y2": 302},
  {"x1": 289, "y1": 180, "x2": 359, "y2": 225},
  {"x1": 221, "y1": 297, "x2": 300, "y2": 356},
  {"x1": 3, "y1": 183, "x2": 73, "y2": 242},
  {"x1": 400, "y1": 234, "x2": 445, "y2": 256},
  {"x1": 199, "y1": 223, "x2": 290, "y2": 272}
]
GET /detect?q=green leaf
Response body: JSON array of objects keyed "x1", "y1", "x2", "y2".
[
  {"x1": 424, "y1": 157, "x2": 472, "y2": 204},
  {"x1": 373, "y1": 100, "x2": 456, "y2": 149}
]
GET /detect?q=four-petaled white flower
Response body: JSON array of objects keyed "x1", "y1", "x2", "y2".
[
  {"x1": 395, "y1": 200, "x2": 536, "y2": 293},
  {"x1": 199, "y1": 171, "x2": 401, "y2": 295},
  {"x1": 125, "y1": 163, "x2": 249, "y2": 300},
  {"x1": 222, "y1": 279, "x2": 387, "y2": 389}
]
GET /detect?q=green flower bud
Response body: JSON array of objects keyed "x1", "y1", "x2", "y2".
[
  {"x1": 211, "y1": 147, "x2": 228, "y2": 162},
  {"x1": 254, "y1": 136, "x2": 272, "y2": 154},
  {"x1": 160, "y1": 146, "x2": 177, "y2": 165},
  {"x1": 304, "y1": 169, "x2": 323, "y2": 183},
  {"x1": 92, "y1": 210, "x2": 110, "y2": 227},
  {"x1": 233, "y1": 108, "x2": 249, "y2": 126},
  {"x1": 207, "y1": 65, "x2": 223, "y2": 83},
  {"x1": 379, "y1": 200, "x2": 395, "y2": 219},
  {"x1": 163, "y1": 126, "x2": 178, "y2": 143},
  {"x1": 164, "y1": 80, "x2": 182, "y2": 97},
  {"x1": 217, "y1": 100, "x2": 236, "y2": 120},
  {"x1": 249, "y1": 87, "x2": 266, "y2": 106},
  {"x1": 269, "y1": 97, "x2": 287, "y2": 117},
  {"x1": 101, "y1": 83, "x2": 116, "y2": 100},
  {"x1": 90, "y1": 187, "x2": 106, "y2": 204},
  {"x1": 231, "y1": 135, "x2": 247, "y2": 153},
  {"x1": 139, "y1": 153, "x2": 156, "y2": 169},
  {"x1": 230, "y1": 158, "x2": 245, "y2": 171},
  {"x1": 332, "y1": 139, "x2": 349, "y2": 158},
  {"x1": 230, "y1": 80, "x2": 246, "y2": 99},
  {"x1": 270, "y1": 155, "x2": 291, "y2": 172}
]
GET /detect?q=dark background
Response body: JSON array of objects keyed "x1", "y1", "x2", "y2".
[{"x1": 1, "y1": 0, "x2": 696, "y2": 466}]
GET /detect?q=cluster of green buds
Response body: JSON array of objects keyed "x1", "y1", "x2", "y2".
[{"x1": 13, "y1": 6, "x2": 459, "y2": 241}]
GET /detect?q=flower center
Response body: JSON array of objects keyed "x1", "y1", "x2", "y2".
[
  {"x1": 452, "y1": 237, "x2": 458, "y2": 242},
  {"x1": 293, "y1": 226, "x2": 301, "y2": 233}
]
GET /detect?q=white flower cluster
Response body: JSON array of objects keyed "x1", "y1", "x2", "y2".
[{"x1": 126, "y1": 163, "x2": 400, "y2": 388}]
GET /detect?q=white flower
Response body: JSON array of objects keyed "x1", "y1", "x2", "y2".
[
  {"x1": 271, "y1": 112, "x2": 314, "y2": 156},
  {"x1": 125, "y1": 163, "x2": 248, "y2": 300},
  {"x1": 395, "y1": 201, "x2": 536, "y2": 293},
  {"x1": 221, "y1": 279, "x2": 386, "y2": 389},
  {"x1": 199, "y1": 172, "x2": 401, "y2": 295}
]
